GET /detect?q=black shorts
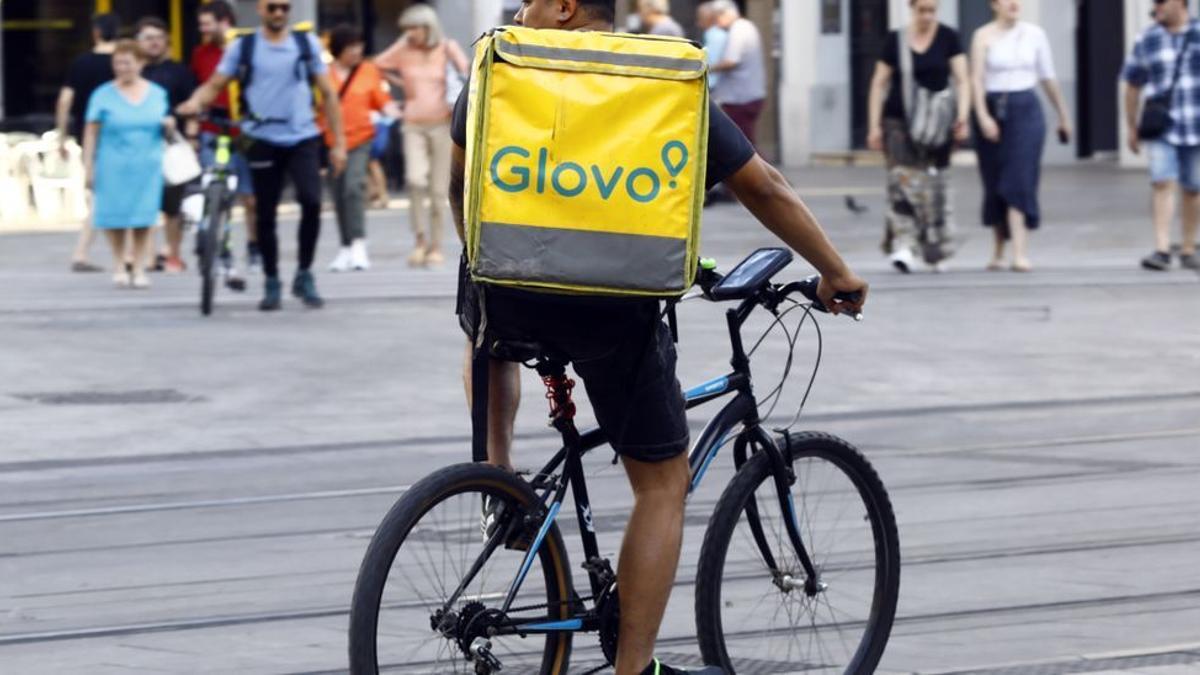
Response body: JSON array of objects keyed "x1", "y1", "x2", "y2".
[
  {"x1": 458, "y1": 257, "x2": 689, "y2": 462},
  {"x1": 162, "y1": 183, "x2": 186, "y2": 218}
]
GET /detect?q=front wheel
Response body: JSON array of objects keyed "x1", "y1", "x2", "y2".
[
  {"x1": 197, "y1": 182, "x2": 226, "y2": 316},
  {"x1": 695, "y1": 432, "x2": 900, "y2": 674}
]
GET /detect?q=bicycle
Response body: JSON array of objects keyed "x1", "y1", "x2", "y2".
[
  {"x1": 348, "y1": 248, "x2": 900, "y2": 674},
  {"x1": 181, "y1": 115, "x2": 246, "y2": 316}
]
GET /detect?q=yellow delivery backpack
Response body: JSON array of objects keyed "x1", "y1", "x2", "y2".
[{"x1": 464, "y1": 27, "x2": 709, "y2": 297}]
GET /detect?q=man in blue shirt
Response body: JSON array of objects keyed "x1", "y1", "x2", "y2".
[{"x1": 180, "y1": 0, "x2": 346, "y2": 310}]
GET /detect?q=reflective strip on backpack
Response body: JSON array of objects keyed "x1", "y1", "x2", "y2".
[
  {"x1": 474, "y1": 222, "x2": 688, "y2": 294},
  {"x1": 494, "y1": 40, "x2": 704, "y2": 73}
]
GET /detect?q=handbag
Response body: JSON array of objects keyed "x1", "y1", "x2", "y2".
[
  {"x1": 444, "y1": 43, "x2": 465, "y2": 106},
  {"x1": 162, "y1": 132, "x2": 202, "y2": 187},
  {"x1": 1139, "y1": 30, "x2": 1192, "y2": 141},
  {"x1": 899, "y1": 28, "x2": 956, "y2": 150}
]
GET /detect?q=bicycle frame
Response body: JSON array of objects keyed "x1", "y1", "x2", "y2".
[{"x1": 441, "y1": 292, "x2": 825, "y2": 640}]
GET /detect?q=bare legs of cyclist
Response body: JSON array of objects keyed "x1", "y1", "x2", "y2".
[
  {"x1": 461, "y1": 343, "x2": 694, "y2": 675},
  {"x1": 461, "y1": 342, "x2": 519, "y2": 472},
  {"x1": 615, "y1": 454, "x2": 689, "y2": 675}
]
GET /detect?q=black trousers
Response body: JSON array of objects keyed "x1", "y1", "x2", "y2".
[{"x1": 246, "y1": 136, "x2": 323, "y2": 278}]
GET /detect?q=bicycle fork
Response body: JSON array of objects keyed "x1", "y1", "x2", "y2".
[{"x1": 736, "y1": 428, "x2": 825, "y2": 596}]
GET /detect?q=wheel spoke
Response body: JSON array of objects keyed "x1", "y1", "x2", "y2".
[{"x1": 705, "y1": 441, "x2": 896, "y2": 674}]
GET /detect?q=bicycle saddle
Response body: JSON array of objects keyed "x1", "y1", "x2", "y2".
[{"x1": 489, "y1": 339, "x2": 567, "y2": 365}]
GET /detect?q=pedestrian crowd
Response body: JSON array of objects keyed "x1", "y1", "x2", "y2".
[
  {"x1": 51, "y1": 0, "x2": 1199, "y2": 310},
  {"x1": 61, "y1": 0, "x2": 468, "y2": 310},
  {"x1": 869, "y1": 0, "x2": 1198, "y2": 274}
]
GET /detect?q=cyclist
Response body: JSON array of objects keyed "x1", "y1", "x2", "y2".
[
  {"x1": 179, "y1": 0, "x2": 347, "y2": 311},
  {"x1": 449, "y1": 2, "x2": 869, "y2": 674},
  {"x1": 190, "y1": 0, "x2": 260, "y2": 277}
]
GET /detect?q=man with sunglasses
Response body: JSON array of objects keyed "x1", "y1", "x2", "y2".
[
  {"x1": 180, "y1": 0, "x2": 347, "y2": 310},
  {"x1": 1124, "y1": 0, "x2": 1200, "y2": 271}
]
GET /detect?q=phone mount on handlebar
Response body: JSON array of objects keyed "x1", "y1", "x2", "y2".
[{"x1": 707, "y1": 248, "x2": 793, "y2": 301}]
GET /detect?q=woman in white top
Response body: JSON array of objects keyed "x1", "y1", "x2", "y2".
[{"x1": 970, "y1": 0, "x2": 1072, "y2": 272}]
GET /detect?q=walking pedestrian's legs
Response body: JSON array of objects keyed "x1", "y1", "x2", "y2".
[
  {"x1": 285, "y1": 139, "x2": 324, "y2": 273},
  {"x1": 337, "y1": 144, "x2": 370, "y2": 245},
  {"x1": 403, "y1": 123, "x2": 433, "y2": 265},
  {"x1": 426, "y1": 123, "x2": 453, "y2": 263},
  {"x1": 103, "y1": 229, "x2": 127, "y2": 283},
  {"x1": 1152, "y1": 181, "x2": 1177, "y2": 255},
  {"x1": 129, "y1": 226, "x2": 151, "y2": 286},
  {"x1": 71, "y1": 219, "x2": 96, "y2": 269},
  {"x1": 1182, "y1": 190, "x2": 1199, "y2": 255},
  {"x1": 1008, "y1": 207, "x2": 1031, "y2": 271},
  {"x1": 248, "y1": 141, "x2": 286, "y2": 279}
]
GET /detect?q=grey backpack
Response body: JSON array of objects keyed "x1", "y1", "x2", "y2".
[{"x1": 899, "y1": 28, "x2": 956, "y2": 150}]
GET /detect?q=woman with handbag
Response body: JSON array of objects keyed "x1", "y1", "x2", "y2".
[
  {"x1": 82, "y1": 40, "x2": 172, "y2": 289},
  {"x1": 867, "y1": 0, "x2": 970, "y2": 273},
  {"x1": 970, "y1": 0, "x2": 1072, "y2": 272},
  {"x1": 374, "y1": 4, "x2": 469, "y2": 268},
  {"x1": 322, "y1": 25, "x2": 398, "y2": 273}
]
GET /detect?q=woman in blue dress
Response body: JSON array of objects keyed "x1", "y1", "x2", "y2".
[{"x1": 82, "y1": 40, "x2": 172, "y2": 288}]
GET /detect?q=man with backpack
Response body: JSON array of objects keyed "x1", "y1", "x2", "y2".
[
  {"x1": 179, "y1": 0, "x2": 346, "y2": 311},
  {"x1": 449, "y1": 2, "x2": 867, "y2": 674}
]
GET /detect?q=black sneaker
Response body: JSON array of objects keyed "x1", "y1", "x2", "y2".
[
  {"x1": 259, "y1": 277, "x2": 282, "y2": 311},
  {"x1": 292, "y1": 270, "x2": 324, "y2": 308},
  {"x1": 1181, "y1": 252, "x2": 1199, "y2": 271},
  {"x1": 1141, "y1": 250, "x2": 1172, "y2": 271},
  {"x1": 640, "y1": 659, "x2": 724, "y2": 675}
]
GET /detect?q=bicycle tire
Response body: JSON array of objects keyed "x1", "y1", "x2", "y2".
[
  {"x1": 695, "y1": 431, "x2": 900, "y2": 674},
  {"x1": 349, "y1": 463, "x2": 574, "y2": 675},
  {"x1": 198, "y1": 182, "x2": 226, "y2": 316}
]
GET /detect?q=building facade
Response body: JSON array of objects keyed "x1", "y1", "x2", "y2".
[{"x1": 0, "y1": 0, "x2": 1177, "y2": 168}]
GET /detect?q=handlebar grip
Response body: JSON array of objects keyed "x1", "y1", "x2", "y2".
[{"x1": 796, "y1": 276, "x2": 864, "y2": 321}]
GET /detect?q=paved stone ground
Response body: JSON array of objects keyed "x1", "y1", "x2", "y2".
[{"x1": 0, "y1": 164, "x2": 1197, "y2": 674}]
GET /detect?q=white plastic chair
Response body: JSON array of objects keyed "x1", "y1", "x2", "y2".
[{"x1": 16, "y1": 135, "x2": 88, "y2": 223}]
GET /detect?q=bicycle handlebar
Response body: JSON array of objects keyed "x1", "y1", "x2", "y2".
[
  {"x1": 694, "y1": 265, "x2": 863, "y2": 321},
  {"x1": 786, "y1": 276, "x2": 864, "y2": 322}
]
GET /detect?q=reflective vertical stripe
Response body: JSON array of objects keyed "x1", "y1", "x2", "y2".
[
  {"x1": 474, "y1": 222, "x2": 688, "y2": 293},
  {"x1": 494, "y1": 40, "x2": 705, "y2": 73}
]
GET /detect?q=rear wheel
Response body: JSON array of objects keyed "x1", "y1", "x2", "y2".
[
  {"x1": 695, "y1": 432, "x2": 900, "y2": 674},
  {"x1": 197, "y1": 183, "x2": 226, "y2": 316},
  {"x1": 349, "y1": 463, "x2": 574, "y2": 674}
]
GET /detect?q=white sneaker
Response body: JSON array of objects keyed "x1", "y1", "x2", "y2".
[
  {"x1": 329, "y1": 247, "x2": 353, "y2": 272},
  {"x1": 889, "y1": 248, "x2": 914, "y2": 274},
  {"x1": 350, "y1": 239, "x2": 371, "y2": 271}
]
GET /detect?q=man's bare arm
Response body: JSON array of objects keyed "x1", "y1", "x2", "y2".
[
  {"x1": 725, "y1": 155, "x2": 868, "y2": 312},
  {"x1": 450, "y1": 144, "x2": 467, "y2": 243},
  {"x1": 178, "y1": 72, "x2": 233, "y2": 115}
]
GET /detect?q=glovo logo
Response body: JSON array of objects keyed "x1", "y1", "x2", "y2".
[{"x1": 489, "y1": 141, "x2": 690, "y2": 204}]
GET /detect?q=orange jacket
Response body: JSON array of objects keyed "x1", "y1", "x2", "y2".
[{"x1": 322, "y1": 61, "x2": 391, "y2": 149}]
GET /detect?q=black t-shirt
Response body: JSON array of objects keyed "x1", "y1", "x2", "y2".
[
  {"x1": 880, "y1": 24, "x2": 963, "y2": 121},
  {"x1": 65, "y1": 52, "x2": 115, "y2": 139},
  {"x1": 143, "y1": 59, "x2": 197, "y2": 127},
  {"x1": 450, "y1": 82, "x2": 756, "y2": 191}
]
